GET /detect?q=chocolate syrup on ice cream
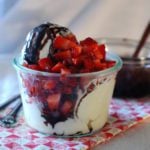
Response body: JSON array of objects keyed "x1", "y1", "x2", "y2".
[{"x1": 22, "y1": 22, "x2": 72, "y2": 64}]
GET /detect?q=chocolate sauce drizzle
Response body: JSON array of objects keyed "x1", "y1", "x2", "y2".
[
  {"x1": 75, "y1": 82, "x2": 97, "y2": 117},
  {"x1": 22, "y1": 22, "x2": 72, "y2": 64}
]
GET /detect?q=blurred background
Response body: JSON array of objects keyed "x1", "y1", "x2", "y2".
[
  {"x1": 0, "y1": 0, "x2": 150, "y2": 54},
  {"x1": 0, "y1": 0, "x2": 149, "y2": 101}
]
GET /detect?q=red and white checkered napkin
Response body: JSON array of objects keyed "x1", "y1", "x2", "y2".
[{"x1": 0, "y1": 98, "x2": 150, "y2": 150}]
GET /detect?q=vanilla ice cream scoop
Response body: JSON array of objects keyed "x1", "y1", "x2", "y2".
[{"x1": 21, "y1": 22, "x2": 74, "y2": 64}]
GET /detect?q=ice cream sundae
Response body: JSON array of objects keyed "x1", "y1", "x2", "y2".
[{"x1": 13, "y1": 22, "x2": 122, "y2": 136}]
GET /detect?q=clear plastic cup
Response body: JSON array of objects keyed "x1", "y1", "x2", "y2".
[{"x1": 13, "y1": 52, "x2": 122, "y2": 137}]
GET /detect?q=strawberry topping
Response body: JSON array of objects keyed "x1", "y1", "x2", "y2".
[{"x1": 23, "y1": 36, "x2": 115, "y2": 74}]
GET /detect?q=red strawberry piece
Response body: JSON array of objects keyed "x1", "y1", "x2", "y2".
[
  {"x1": 51, "y1": 62, "x2": 65, "y2": 73},
  {"x1": 22, "y1": 77, "x2": 30, "y2": 88},
  {"x1": 72, "y1": 57, "x2": 82, "y2": 66},
  {"x1": 80, "y1": 37, "x2": 97, "y2": 46},
  {"x1": 99, "y1": 63, "x2": 107, "y2": 70},
  {"x1": 27, "y1": 64, "x2": 41, "y2": 71},
  {"x1": 65, "y1": 33, "x2": 78, "y2": 43},
  {"x1": 93, "y1": 59, "x2": 101, "y2": 69},
  {"x1": 22, "y1": 62, "x2": 28, "y2": 67},
  {"x1": 61, "y1": 68, "x2": 71, "y2": 75},
  {"x1": 43, "y1": 80, "x2": 57, "y2": 90},
  {"x1": 92, "y1": 47, "x2": 104, "y2": 59},
  {"x1": 29, "y1": 86, "x2": 38, "y2": 96},
  {"x1": 79, "y1": 68, "x2": 90, "y2": 73},
  {"x1": 38, "y1": 57, "x2": 53, "y2": 71},
  {"x1": 83, "y1": 59, "x2": 94, "y2": 71},
  {"x1": 22, "y1": 77, "x2": 38, "y2": 96},
  {"x1": 47, "y1": 93, "x2": 61, "y2": 111},
  {"x1": 61, "y1": 100, "x2": 73, "y2": 115},
  {"x1": 53, "y1": 36, "x2": 78, "y2": 50},
  {"x1": 63, "y1": 86, "x2": 72, "y2": 94},
  {"x1": 71, "y1": 45, "x2": 82, "y2": 58},
  {"x1": 54, "y1": 50, "x2": 71, "y2": 60},
  {"x1": 98, "y1": 44, "x2": 106, "y2": 59},
  {"x1": 106, "y1": 60, "x2": 116, "y2": 68},
  {"x1": 80, "y1": 38, "x2": 100, "y2": 59},
  {"x1": 93, "y1": 59, "x2": 106, "y2": 70},
  {"x1": 81, "y1": 44, "x2": 98, "y2": 56},
  {"x1": 72, "y1": 54, "x2": 87, "y2": 67},
  {"x1": 62, "y1": 58, "x2": 73, "y2": 66},
  {"x1": 59, "y1": 68, "x2": 72, "y2": 83},
  {"x1": 67, "y1": 78, "x2": 78, "y2": 87},
  {"x1": 65, "y1": 66, "x2": 78, "y2": 74}
]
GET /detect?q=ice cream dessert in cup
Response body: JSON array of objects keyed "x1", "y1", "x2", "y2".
[{"x1": 13, "y1": 22, "x2": 122, "y2": 137}]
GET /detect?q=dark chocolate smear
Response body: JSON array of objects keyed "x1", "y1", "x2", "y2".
[{"x1": 75, "y1": 82, "x2": 96, "y2": 117}]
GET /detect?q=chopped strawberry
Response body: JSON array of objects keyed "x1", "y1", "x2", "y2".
[
  {"x1": 63, "y1": 86, "x2": 72, "y2": 94},
  {"x1": 53, "y1": 36, "x2": 78, "y2": 50},
  {"x1": 72, "y1": 57, "x2": 82, "y2": 66},
  {"x1": 92, "y1": 47, "x2": 104, "y2": 59},
  {"x1": 81, "y1": 43, "x2": 98, "y2": 56},
  {"x1": 38, "y1": 57, "x2": 53, "y2": 71},
  {"x1": 51, "y1": 62, "x2": 65, "y2": 73},
  {"x1": 80, "y1": 37, "x2": 97, "y2": 46},
  {"x1": 47, "y1": 93, "x2": 61, "y2": 111},
  {"x1": 62, "y1": 58, "x2": 73, "y2": 66},
  {"x1": 24, "y1": 36, "x2": 115, "y2": 75},
  {"x1": 106, "y1": 60, "x2": 116, "y2": 68},
  {"x1": 71, "y1": 45, "x2": 82, "y2": 58},
  {"x1": 22, "y1": 62, "x2": 28, "y2": 67},
  {"x1": 61, "y1": 68, "x2": 71, "y2": 75},
  {"x1": 80, "y1": 68, "x2": 90, "y2": 73},
  {"x1": 54, "y1": 50, "x2": 71, "y2": 60},
  {"x1": 29, "y1": 86, "x2": 38, "y2": 96},
  {"x1": 83, "y1": 59, "x2": 94, "y2": 71},
  {"x1": 61, "y1": 100, "x2": 73, "y2": 115},
  {"x1": 65, "y1": 33, "x2": 78, "y2": 43},
  {"x1": 94, "y1": 59, "x2": 107, "y2": 70},
  {"x1": 27, "y1": 64, "x2": 41, "y2": 71},
  {"x1": 98, "y1": 44, "x2": 106, "y2": 60},
  {"x1": 67, "y1": 78, "x2": 78, "y2": 87},
  {"x1": 93, "y1": 59, "x2": 103, "y2": 70},
  {"x1": 43, "y1": 80, "x2": 57, "y2": 90},
  {"x1": 67, "y1": 66, "x2": 78, "y2": 73},
  {"x1": 99, "y1": 63, "x2": 107, "y2": 70}
]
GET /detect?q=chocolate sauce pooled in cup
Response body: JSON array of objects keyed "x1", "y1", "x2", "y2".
[{"x1": 21, "y1": 22, "x2": 74, "y2": 64}]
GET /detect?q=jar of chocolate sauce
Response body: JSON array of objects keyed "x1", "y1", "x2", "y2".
[{"x1": 98, "y1": 38, "x2": 150, "y2": 98}]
